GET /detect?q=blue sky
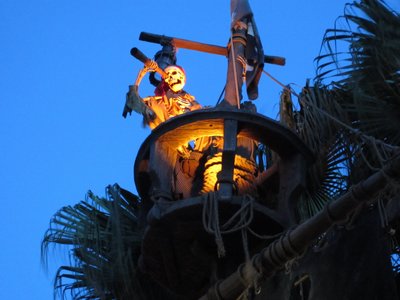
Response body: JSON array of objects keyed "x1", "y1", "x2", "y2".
[{"x1": 1, "y1": 0, "x2": 399, "y2": 299}]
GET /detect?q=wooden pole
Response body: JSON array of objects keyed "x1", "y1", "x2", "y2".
[
  {"x1": 139, "y1": 32, "x2": 285, "y2": 66},
  {"x1": 130, "y1": 47, "x2": 167, "y2": 78}
]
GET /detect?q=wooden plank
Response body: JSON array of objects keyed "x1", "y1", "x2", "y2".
[
  {"x1": 158, "y1": 119, "x2": 224, "y2": 148},
  {"x1": 139, "y1": 32, "x2": 227, "y2": 56}
]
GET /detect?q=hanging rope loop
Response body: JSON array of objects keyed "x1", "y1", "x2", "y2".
[{"x1": 202, "y1": 193, "x2": 255, "y2": 258}]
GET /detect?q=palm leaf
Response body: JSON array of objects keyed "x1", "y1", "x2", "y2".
[
  {"x1": 293, "y1": 0, "x2": 400, "y2": 218},
  {"x1": 42, "y1": 184, "x2": 175, "y2": 300},
  {"x1": 316, "y1": 0, "x2": 400, "y2": 146}
]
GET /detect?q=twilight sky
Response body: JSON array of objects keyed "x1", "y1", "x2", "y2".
[{"x1": 1, "y1": 0, "x2": 399, "y2": 299}]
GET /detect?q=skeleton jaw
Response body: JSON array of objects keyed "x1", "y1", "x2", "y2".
[{"x1": 168, "y1": 79, "x2": 184, "y2": 92}]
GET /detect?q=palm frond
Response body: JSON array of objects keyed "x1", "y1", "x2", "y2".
[
  {"x1": 42, "y1": 184, "x2": 175, "y2": 300},
  {"x1": 294, "y1": 0, "x2": 400, "y2": 219},
  {"x1": 292, "y1": 85, "x2": 351, "y2": 218},
  {"x1": 316, "y1": 0, "x2": 400, "y2": 145}
]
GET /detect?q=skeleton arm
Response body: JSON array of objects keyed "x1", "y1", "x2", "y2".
[{"x1": 122, "y1": 62, "x2": 158, "y2": 119}]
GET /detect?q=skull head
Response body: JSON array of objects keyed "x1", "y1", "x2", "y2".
[{"x1": 164, "y1": 65, "x2": 186, "y2": 92}]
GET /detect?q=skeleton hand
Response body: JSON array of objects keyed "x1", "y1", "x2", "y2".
[
  {"x1": 143, "y1": 107, "x2": 155, "y2": 121},
  {"x1": 144, "y1": 60, "x2": 158, "y2": 72},
  {"x1": 123, "y1": 85, "x2": 148, "y2": 117}
]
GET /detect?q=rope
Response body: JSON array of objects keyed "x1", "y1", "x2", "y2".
[
  {"x1": 202, "y1": 192, "x2": 225, "y2": 257},
  {"x1": 262, "y1": 69, "x2": 299, "y2": 98},
  {"x1": 202, "y1": 193, "x2": 255, "y2": 258},
  {"x1": 216, "y1": 85, "x2": 226, "y2": 105},
  {"x1": 261, "y1": 69, "x2": 400, "y2": 157},
  {"x1": 378, "y1": 197, "x2": 389, "y2": 229},
  {"x1": 261, "y1": 70, "x2": 400, "y2": 212},
  {"x1": 241, "y1": 227, "x2": 250, "y2": 261},
  {"x1": 230, "y1": 32, "x2": 241, "y2": 109},
  {"x1": 247, "y1": 228, "x2": 284, "y2": 241}
]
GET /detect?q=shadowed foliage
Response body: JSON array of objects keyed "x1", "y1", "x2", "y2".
[
  {"x1": 42, "y1": 185, "x2": 177, "y2": 300},
  {"x1": 290, "y1": 0, "x2": 400, "y2": 220}
]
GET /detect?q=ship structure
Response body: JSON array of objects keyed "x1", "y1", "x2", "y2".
[{"x1": 43, "y1": 0, "x2": 400, "y2": 299}]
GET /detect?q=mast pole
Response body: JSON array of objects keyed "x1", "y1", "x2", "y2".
[{"x1": 222, "y1": 0, "x2": 251, "y2": 107}]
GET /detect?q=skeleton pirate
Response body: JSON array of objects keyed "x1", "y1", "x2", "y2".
[
  {"x1": 123, "y1": 60, "x2": 213, "y2": 198},
  {"x1": 123, "y1": 62, "x2": 201, "y2": 130}
]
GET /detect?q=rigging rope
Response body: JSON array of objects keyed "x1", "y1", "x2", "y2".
[
  {"x1": 262, "y1": 69, "x2": 299, "y2": 98},
  {"x1": 261, "y1": 69, "x2": 400, "y2": 163},
  {"x1": 202, "y1": 192, "x2": 255, "y2": 258},
  {"x1": 216, "y1": 85, "x2": 226, "y2": 105},
  {"x1": 230, "y1": 31, "x2": 241, "y2": 109},
  {"x1": 262, "y1": 68, "x2": 400, "y2": 230}
]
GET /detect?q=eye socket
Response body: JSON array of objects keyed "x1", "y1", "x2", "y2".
[{"x1": 172, "y1": 71, "x2": 177, "y2": 75}]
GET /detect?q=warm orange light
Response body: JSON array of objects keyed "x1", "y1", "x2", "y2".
[
  {"x1": 202, "y1": 155, "x2": 223, "y2": 194},
  {"x1": 201, "y1": 153, "x2": 258, "y2": 196}
]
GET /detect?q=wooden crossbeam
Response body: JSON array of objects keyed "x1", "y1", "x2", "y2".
[{"x1": 139, "y1": 32, "x2": 286, "y2": 66}]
